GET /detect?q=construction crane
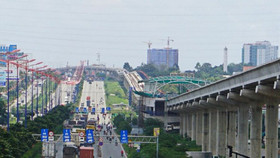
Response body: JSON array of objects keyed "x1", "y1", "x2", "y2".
[
  {"x1": 143, "y1": 41, "x2": 152, "y2": 49},
  {"x1": 166, "y1": 37, "x2": 174, "y2": 67}
]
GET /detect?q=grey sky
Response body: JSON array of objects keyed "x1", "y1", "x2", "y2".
[{"x1": 0, "y1": 0, "x2": 279, "y2": 70}]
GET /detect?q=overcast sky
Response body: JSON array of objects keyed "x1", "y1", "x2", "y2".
[{"x1": 0, "y1": 0, "x2": 279, "y2": 70}]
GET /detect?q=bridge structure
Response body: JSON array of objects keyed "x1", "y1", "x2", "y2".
[
  {"x1": 167, "y1": 59, "x2": 280, "y2": 158},
  {"x1": 57, "y1": 64, "x2": 123, "y2": 76}
]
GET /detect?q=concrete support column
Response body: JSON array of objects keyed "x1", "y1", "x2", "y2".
[
  {"x1": 209, "y1": 110, "x2": 217, "y2": 155},
  {"x1": 265, "y1": 104, "x2": 278, "y2": 158},
  {"x1": 191, "y1": 113, "x2": 196, "y2": 141},
  {"x1": 216, "y1": 110, "x2": 227, "y2": 156},
  {"x1": 188, "y1": 114, "x2": 192, "y2": 137},
  {"x1": 250, "y1": 105, "x2": 262, "y2": 158},
  {"x1": 180, "y1": 114, "x2": 183, "y2": 136},
  {"x1": 227, "y1": 111, "x2": 237, "y2": 150},
  {"x1": 202, "y1": 112, "x2": 209, "y2": 151},
  {"x1": 196, "y1": 112, "x2": 203, "y2": 145},
  {"x1": 185, "y1": 113, "x2": 189, "y2": 137},
  {"x1": 237, "y1": 106, "x2": 249, "y2": 157},
  {"x1": 182, "y1": 113, "x2": 186, "y2": 138}
]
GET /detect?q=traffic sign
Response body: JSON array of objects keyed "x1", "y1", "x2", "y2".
[
  {"x1": 106, "y1": 107, "x2": 111, "y2": 111},
  {"x1": 75, "y1": 107, "x2": 79, "y2": 113},
  {"x1": 99, "y1": 137, "x2": 103, "y2": 146},
  {"x1": 63, "y1": 129, "x2": 71, "y2": 142},
  {"x1": 0, "y1": 81, "x2": 5, "y2": 87},
  {"x1": 120, "y1": 130, "x2": 128, "y2": 144},
  {"x1": 86, "y1": 129, "x2": 94, "y2": 143},
  {"x1": 49, "y1": 131, "x2": 54, "y2": 136},
  {"x1": 153, "y1": 128, "x2": 160, "y2": 136},
  {"x1": 41, "y1": 129, "x2": 49, "y2": 142},
  {"x1": 79, "y1": 132, "x2": 84, "y2": 137},
  {"x1": 101, "y1": 108, "x2": 105, "y2": 114},
  {"x1": 48, "y1": 131, "x2": 54, "y2": 142}
]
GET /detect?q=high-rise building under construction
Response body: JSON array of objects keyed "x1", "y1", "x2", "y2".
[{"x1": 147, "y1": 48, "x2": 179, "y2": 68}]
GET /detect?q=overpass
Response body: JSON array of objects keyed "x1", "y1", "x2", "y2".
[
  {"x1": 167, "y1": 58, "x2": 280, "y2": 158},
  {"x1": 57, "y1": 65, "x2": 123, "y2": 75}
]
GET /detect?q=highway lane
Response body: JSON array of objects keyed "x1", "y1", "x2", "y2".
[{"x1": 78, "y1": 80, "x2": 124, "y2": 158}]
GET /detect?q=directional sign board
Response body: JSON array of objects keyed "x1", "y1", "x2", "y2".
[
  {"x1": 41, "y1": 129, "x2": 49, "y2": 142},
  {"x1": 120, "y1": 130, "x2": 128, "y2": 144},
  {"x1": 106, "y1": 107, "x2": 111, "y2": 111},
  {"x1": 63, "y1": 129, "x2": 71, "y2": 142},
  {"x1": 86, "y1": 129, "x2": 94, "y2": 143},
  {"x1": 75, "y1": 107, "x2": 79, "y2": 113},
  {"x1": 83, "y1": 107, "x2": 87, "y2": 113},
  {"x1": 101, "y1": 108, "x2": 105, "y2": 114}
]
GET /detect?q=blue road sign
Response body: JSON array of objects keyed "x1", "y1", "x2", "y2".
[
  {"x1": 86, "y1": 129, "x2": 94, "y2": 143},
  {"x1": 101, "y1": 108, "x2": 105, "y2": 114},
  {"x1": 0, "y1": 81, "x2": 6, "y2": 87},
  {"x1": 75, "y1": 107, "x2": 79, "y2": 113},
  {"x1": 83, "y1": 107, "x2": 87, "y2": 113},
  {"x1": 92, "y1": 108, "x2": 95, "y2": 113},
  {"x1": 106, "y1": 107, "x2": 111, "y2": 111},
  {"x1": 41, "y1": 129, "x2": 49, "y2": 142},
  {"x1": 99, "y1": 141, "x2": 103, "y2": 146},
  {"x1": 63, "y1": 129, "x2": 71, "y2": 142},
  {"x1": 120, "y1": 130, "x2": 128, "y2": 143}
]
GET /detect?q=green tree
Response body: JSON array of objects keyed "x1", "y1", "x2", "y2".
[
  {"x1": 0, "y1": 100, "x2": 7, "y2": 125},
  {"x1": 123, "y1": 62, "x2": 133, "y2": 71},
  {"x1": 143, "y1": 118, "x2": 164, "y2": 136}
]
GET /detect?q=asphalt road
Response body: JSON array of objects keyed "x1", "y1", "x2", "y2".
[{"x1": 79, "y1": 80, "x2": 125, "y2": 158}]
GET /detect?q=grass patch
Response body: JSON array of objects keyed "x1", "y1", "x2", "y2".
[{"x1": 104, "y1": 81, "x2": 128, "y2": 106}]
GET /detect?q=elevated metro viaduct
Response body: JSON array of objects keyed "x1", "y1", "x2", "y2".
[{"x1": 167, "y1": 59, "x2": 280, "y2": 158}]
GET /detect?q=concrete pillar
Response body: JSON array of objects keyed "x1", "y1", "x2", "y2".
[
  {"x1": 188, "y1": 114, "x2": 192, "y2": 137},
  {"x1": 250, "y1": 105, "x2": 262, "y2": 158},
  {"x1": 180, "y1": 114, "x2": 183, "y2": 136},
  {"x1": 237, "y1": 106, "x2": 249, "y2": 156},
  {"x1": 196, "y1": 112, "x2": 203, "y2": 145},
  {"x1": 265, "y1": 104, "x2": 278, "y2": 158},
  {"x1": 216, "y1": 110, "x2": 227, "y2": 156},
  {"x1": 185, "y1": 113, "x2": 189, "y2": 137},
  {"x1": 227, "y1": 111, "x2": 237, "y2": 150},
  {"x1": 202, "y1": 112, "x2": 209, "y2": 151},
  {"x1": 209, "y1": 110, "x2": 217, "y2": 155},
  {"x1": 182, "y1": 113, "x2": 186, "y2": 138},
  {"x1": 191, "y1": 113, "x2": 196, "y2": 141}
]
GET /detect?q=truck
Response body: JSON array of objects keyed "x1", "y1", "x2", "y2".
[
  {"x1": 63, "y1": 142, "x2": 78, "y2": 158},
  {"x1": 86, "y1": 125, "x2": 95, "y2": 131},
  {"x1": 80, "y1": 146, "x2": 94, "y2": 158},
  {"x1": 86, "y1": 100, "x2": 90, "y2": 107}
]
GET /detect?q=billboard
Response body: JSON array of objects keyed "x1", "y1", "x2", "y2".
[{"x1": 0, "y1": 67, "x2": 6, "y2": 87}]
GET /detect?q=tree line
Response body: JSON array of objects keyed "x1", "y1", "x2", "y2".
[{"x1": 0, "y1": 99, "x2": 73, "y2": 158}]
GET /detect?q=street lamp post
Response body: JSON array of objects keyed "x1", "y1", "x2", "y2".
[
  {"x1": 24, "y1": 59, "x2": 35, "y2": 128},
  {"x1": 0, "y1": 49, "x2": 21, "y2": 131},
  {"x1": 28, "y1": 62, "x2": 43, "y2": 120},
  {"x1": 14, "y1": 54, "x2": 28, "y2": 123}
]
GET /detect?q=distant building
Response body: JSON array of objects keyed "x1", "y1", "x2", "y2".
[
  {"x1": 0, "y1": 45, "x2": 17, "y2": 53},
  {"x1": 242, "y1": 41, "x2": 278, "y2": 66},
  {"x1": 223, "y1": 47, "x2": 228, "y2": 72},
  {"x1": 147, "y1": 48, "x2": 179, "y2": 68}
]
